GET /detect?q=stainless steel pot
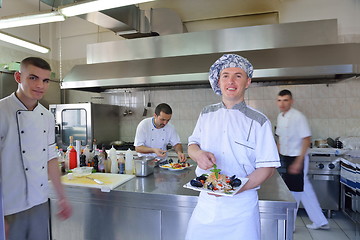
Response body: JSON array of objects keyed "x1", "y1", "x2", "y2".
[{"x1": 134, "y1": 156, "x2": 156, "y2": 177}]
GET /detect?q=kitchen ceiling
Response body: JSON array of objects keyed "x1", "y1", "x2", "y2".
[
  {"x1": 1, "y1": 0, "x2": 359, "y2": 90},
  {"x1": 11, "y1": 0, "x2": 282, "y2": 32}
]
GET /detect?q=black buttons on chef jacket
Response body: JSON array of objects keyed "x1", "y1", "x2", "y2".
[
  {"x1": 43, "y1": 130, "x2": 46, "y2": 133},
  {"x1": 25, "y1": 168, "x2": 28, "y2": 171},
  {"x1": 18, "y1": 112, "x2": 21, "y2": 114},
  {"x1": 41, "y1": 113, "x2": 43, "y2": 115},
  {"x1": 40, "y1": 184, "x2": 43, "y2": 187},
  {"x1": 42, "y1": 166, "x2": 45, "y2": 169},
  {"x1": 22, "y1": 150, "x2": 25, "y2": 153},
  {"x1": 43, "y1": 149, "x2": 46, "y2": 151},
  {"x1": 21, "y1": 130, "x2": 24, "y2": 134}
]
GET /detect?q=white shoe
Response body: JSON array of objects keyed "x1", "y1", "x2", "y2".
[{"x1": 306, "y1": 223, "x2": 330, "y2": 230}]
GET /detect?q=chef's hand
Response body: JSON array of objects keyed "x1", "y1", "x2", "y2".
[
  {"x1": 153, "y1": 148, "x2": 167, "y2": 158},
  {"x1": 57, "y1": 198, "x2": 72, "y2": 220},
  {"x1": 288, "y1": 156, "x2": 304, "y2": 174},
  {"x1": 177, "y1": 152, "x2": 186, "y2": 162},
  {"x1": 192, "y1": 150, "x2": 216, "y2": 170}
]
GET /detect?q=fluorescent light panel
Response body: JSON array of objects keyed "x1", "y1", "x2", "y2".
[
  {"x1": 0, "y1": 32, "x2": 50, "y2": 53},
  {"x1": 60, "y1": 0, "x2": 155, "y2": 17},
  {"x1": 0, "y1": 11, "x2": 65, "y2": 29}
]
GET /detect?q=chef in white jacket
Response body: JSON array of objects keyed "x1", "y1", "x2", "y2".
[
  {"x1": 185, "y1": 54, "x2": 280, "y2": 239},
  {"x1": 134, "y1": 103, "x2": 186, "y2": 162},
  {"x1": 276, "y1": 89, "x2": 329, "y2": 230},
  {"x1": 0, "y1": 57, "x2": 72, "y2": 239}
]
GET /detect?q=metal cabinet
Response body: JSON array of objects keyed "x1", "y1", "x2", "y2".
[{"x1": 0, "y1": 71, "x2": 17, "y2": 99}]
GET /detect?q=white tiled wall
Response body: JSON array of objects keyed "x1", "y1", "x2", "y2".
[{"x1": 75, "y1": 76, "x2": 360, "y2": 144}]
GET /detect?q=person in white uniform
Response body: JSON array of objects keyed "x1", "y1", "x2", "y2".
[
  {"x1": 0, "y1": 57, "x2": 72, "y2": 240},
  {"x1": 185, "y1": 54, "x2": 280, "y2": 240},
  {"x1": 134, "y1": 103, "x2": 186, "y2": 161},
  {"x1": 275, "y1": 89, "x2": 329, "y2": 230}
]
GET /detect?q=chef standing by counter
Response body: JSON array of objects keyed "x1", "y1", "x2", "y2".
[
  {"x1": 186, "y1": 54, "x2": 280, "y2": 239},
  {"x1": 134, "y1": 103, "x2": 186, "y2": 162},
  {"x1": 0, "y1": 57, "x2": 72, "y2": 240}
]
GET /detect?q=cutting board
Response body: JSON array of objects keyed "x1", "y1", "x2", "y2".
[{"x1": 61, "y1": 173, "x2": 135, "y2": 191}]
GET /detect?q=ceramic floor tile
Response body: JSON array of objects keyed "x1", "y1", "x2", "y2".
[
  {"x1": 294, "y1": 210, "x2": 358, "y2": 240},
  {"x1": 343, "y1": 230, "x2": 358, "y2": 240},
  {"x1": 332, "y1": 212, "x2": 357, "y2": 231},
  {"x1": 296, "y1": 215, "x2": 305, "y2": 227},
  {"x1": 298, "y1": 209, "x2": 339, "y2": 229},
  {"x1": 293, "y1": 227, "x2": 312, "y2": 240},
  {"x1": 308, "y1": 228, "x2": 350, "y2": 240}
]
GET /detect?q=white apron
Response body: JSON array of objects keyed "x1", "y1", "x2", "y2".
[{"x1": 186, "y1": 190, "x2": 260, "y2": 240}]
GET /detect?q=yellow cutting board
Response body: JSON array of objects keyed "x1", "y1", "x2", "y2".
[{"x1": 61, "y1": 173, "x2": 135, "y2": 190}]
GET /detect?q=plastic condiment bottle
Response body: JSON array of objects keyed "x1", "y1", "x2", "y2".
[
  {"x1": 69, "y1": 146, "x2": 77, "y2": 169},
  {"x1": 98, "y1": 149, "x2": 105, "y2": 173},
  {"x1": 58, "y1": 148, "x2": 65, "y2": 172},
  {"x1": 125, "y1": 148, "x2": 133, "y2": 175},
  {"x1": 83, "y1": 145, "x2": 91, "y2": 165},
  {"x1": 118, "y1": 153, "x2": 125, "y2": 174},
  {"x1": 109, "y1": 146, "x2": 119, "y2": 174}
]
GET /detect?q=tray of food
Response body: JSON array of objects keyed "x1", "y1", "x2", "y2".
[
  {"x1": 159, "y1": 162, "x2": 193, "y2": 171},
  {"x1": 183, "y1": 165, "x2": 248, "y2": 196}
]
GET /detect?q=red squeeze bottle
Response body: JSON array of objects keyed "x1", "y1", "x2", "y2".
[{"x1": 69, "y1": 146, "x2": 77, "y2": 169}]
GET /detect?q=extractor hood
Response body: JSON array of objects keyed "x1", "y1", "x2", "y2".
[
  {"x1": 41, "y1": 1, "x2": 186, "y2": 38},
  {"x1": 61, "y1": 19, "x2": 360, "y2": 91}
]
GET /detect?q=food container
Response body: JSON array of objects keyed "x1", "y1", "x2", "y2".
[
  {"x1": 72, "y1": 167, "x2": 93, "y2": 177},
  {"x1": 134, "y1": 156, "x2": 156, "y2": 177}
]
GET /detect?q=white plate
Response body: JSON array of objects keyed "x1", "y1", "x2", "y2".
[
  {"x1": 160, "y1": 164, "x2": 193, "y2": 171},
  {"x1": 183, "y1": 177, "x2": 249, "y2": 197}
]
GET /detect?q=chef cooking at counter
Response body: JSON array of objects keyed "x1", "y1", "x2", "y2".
[{"x1": 134, "y1": 103, "x2": 186, "y2": 162}]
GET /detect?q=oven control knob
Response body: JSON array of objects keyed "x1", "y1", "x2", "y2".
[
  {"x1": 317, "y1": 163, "x2": 324, "y2": 169},
  {"x1": 328, "y1": 163, "x2": 335, "y2": 169}
]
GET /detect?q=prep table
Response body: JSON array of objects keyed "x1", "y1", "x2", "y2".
[{"x1": 49, "y1": 163, "x2": 296, "y2": 240}]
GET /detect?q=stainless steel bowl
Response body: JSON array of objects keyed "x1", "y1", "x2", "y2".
[{"x1": 134, "y1": 156, "x2": 156, "y2": 177}]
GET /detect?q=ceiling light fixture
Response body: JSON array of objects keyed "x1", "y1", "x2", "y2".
[
  {"x1": 0, "y1": 11, "x2": 65, "y2": 30},
  {"x1": 0, "y1": 32, "x2": 50, "y2": 53},
  {"x1": 59, "y1": 0, "x2": 155, "y2": 17}
]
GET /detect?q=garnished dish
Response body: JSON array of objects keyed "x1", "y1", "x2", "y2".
[
  {"x1": 160, "y1": 162, "x2": 192, "y2": 171},
  {"x1": 183, "y1": 164, "x2": 248, "y2": 196}
]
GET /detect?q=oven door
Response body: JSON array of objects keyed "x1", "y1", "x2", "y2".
[
  {"x1": 51, "y1": 103, "x2": 92, "y2": 150},
  {"x1": 308, "y1": 173, "x2": 340, "y2": 211}
]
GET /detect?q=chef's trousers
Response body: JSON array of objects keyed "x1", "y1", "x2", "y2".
[
  {"x1": 291, "y1": 155, "x2": 328, "y2": 227},
  {"x1": 5, "y1": 202, "x2": 49, "y2": 240}
]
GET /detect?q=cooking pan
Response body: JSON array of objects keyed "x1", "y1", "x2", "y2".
[{"x1": 110, "y1": 140, "x2": 125, "y2": 147}]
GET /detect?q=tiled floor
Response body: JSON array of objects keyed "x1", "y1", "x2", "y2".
[{"x1": 294, "y1": 209, "x2": 359, "y2": 240}]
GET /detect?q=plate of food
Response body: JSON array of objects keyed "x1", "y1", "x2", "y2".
[
  {"x1": 160, "y1": 162, "x2": 193, "y2": 171},
  {"x1": 183, "y1": 164, "x2": 248, "y2": 197}
]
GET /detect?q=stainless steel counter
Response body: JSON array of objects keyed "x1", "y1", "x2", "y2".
[{"x1": 49, "y1": 163, "x2": 295, "y2": 240}]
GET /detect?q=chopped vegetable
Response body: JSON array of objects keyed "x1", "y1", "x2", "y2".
[{"x1": 210, "y1": 164, "x2": 221, "y2": 179}]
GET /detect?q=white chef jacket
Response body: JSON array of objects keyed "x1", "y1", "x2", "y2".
[
  {"x1": 276, "y1": 107, "x2": 311, "y2": 157},
  {"x1": 0, "y1": 93, "x2": 58, "y2": 216},
  {"x1": 186, "y1": 101, "x2": 280, "y2": 239},
  {"x1": 134, "y1": 117, "x2": 181, "y2": 158}
]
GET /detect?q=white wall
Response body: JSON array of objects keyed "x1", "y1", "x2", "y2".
[{"x1": 65, "y1": 75, "x2": 360, "y2": 144}]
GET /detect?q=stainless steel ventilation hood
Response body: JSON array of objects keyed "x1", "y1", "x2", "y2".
[{"x1": 61, "y1": 19, "x2": 360, "y2": 91}]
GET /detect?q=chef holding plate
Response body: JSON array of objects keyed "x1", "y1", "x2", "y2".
[{"x1": 185, "y1": 54, "x2": 280, "y2": 239}]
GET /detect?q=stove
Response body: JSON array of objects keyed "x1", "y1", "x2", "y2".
[
  {"x1": 307, "y1": 148, "x2": 344, "y2": 215},
  {"x1": 308, "y1": 148, "x2": 342, "y2": 175}
]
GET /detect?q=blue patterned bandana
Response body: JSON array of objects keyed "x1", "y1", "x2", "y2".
[{"x1": 209, "y1": 54, "x2": 253, "y2": 95}]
